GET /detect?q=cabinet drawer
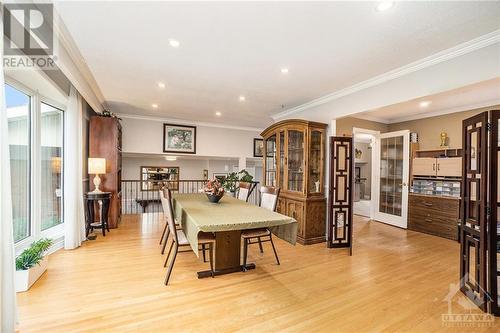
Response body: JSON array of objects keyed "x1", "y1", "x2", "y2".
[
  {"x1": 409, "y1": 195, "x2": 459, "y2": 216},
  {"x1": 409, "y1": 213, "x2": 457, "y2": 240}
]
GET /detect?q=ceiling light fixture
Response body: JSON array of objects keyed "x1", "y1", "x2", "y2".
[
  {"x1": 419, "y1": 101, "x2": 431, "y2": 108},
  {"x1": 168, "y1": 39, "x2": 180, "y2": 48},
  {"x1": 165, "y1": 156, "x2": 177, "y2": 161},
  {"x1": 376, "y1": 1, "x2": 394, "y2": 12},
  {"x1": 215, "y1": 111, "x2": 222, "y2": 116},
  {"x1": 239, "y1": 95, "x2": 246, "y2": 102},
  {"x1": 281, "y1": 68, "x2": 289, "y2": 74},
  {"x1": 152, "y1": 103, "x2": 158, "y2": 108},
  {"x1": 158, "y1": 82, "x2": 166, "y2": 88}
]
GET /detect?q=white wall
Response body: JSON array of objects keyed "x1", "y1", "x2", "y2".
[{"x1": 121, "y1": 116, "x2": 262, "y2": 160}]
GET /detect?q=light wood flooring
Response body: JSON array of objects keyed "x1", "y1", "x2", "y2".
[{"x1": 16, "y1": 214, "x2": 499, "y2": 332}]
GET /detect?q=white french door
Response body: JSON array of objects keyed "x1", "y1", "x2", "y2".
[{"x1": 373, "y1": 130, "x2": 410, "y2": 228}]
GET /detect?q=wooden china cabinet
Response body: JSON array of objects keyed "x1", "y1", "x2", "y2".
[{"x1": 261, "y1": 119, "x2": 327, "y2": 245}]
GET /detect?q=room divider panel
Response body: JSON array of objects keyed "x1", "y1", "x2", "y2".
[
  {"x1": 460, "y1": 110, "x2": 500, "y2": 315},
  {"x1": 327, "y1": 136, "x2": 353, "y2": 255}
]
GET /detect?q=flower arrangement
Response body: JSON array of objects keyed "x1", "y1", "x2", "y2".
[{"x1": 203, "y1": 179, "x2": 225, "y2": 203}]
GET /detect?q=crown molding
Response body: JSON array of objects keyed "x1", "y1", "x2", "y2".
[
  {"x1": 273, "y1": 29, "x2": 500, "y2": 120},
  {"x1": 386, "y1": 99, "x2": 500, "y2": 124},
  {"x1": 117, "y1": 113, "x2": 264, "y2": 132},
  {"x1": 52, "y1": 5, "x2": 106, "y2": 111}
]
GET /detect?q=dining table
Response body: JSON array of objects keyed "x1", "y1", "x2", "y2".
[{"x1": 172, "y1": 193, "x2": 298, "y2": 278}]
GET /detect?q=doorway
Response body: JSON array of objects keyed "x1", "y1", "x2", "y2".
[{"x1": 352, "y1": 129, "x2": 377, "y2": 218}]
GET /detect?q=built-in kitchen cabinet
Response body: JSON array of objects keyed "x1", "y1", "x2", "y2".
[{"x1": 261, "y1": 119, "x2": 327, "y2": 245}]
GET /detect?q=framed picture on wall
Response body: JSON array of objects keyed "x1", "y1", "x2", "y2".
[
  {"x1": 213, "y1": 173, "x2": 227, "y2": 182},
  {"x1": 163, "y1": 123, "x2": 197, "y2": 154},
  {"x1": 253, "y1": 138, "x2": 264, "y2": 157}
]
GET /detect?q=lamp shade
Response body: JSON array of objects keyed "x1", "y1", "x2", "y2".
[{"x1": 88, "y1": 158, "x2": 106, "y2": 174}]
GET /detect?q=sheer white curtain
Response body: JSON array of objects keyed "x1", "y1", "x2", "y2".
[
  {"x1": 64, "y1": 86, "x2": 86, "y2": 249},
  {"x1": 0, "y1": 13, "x2": 18, "y2": 333}
]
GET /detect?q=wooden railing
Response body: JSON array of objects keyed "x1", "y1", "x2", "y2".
[{"x1": 121, "y1": 180, "x2": 260, "y2": 214}]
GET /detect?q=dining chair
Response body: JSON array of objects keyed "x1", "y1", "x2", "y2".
[
  {"x1": 241, "y1": 186, "x2": 281, "y2": 269},
  {"x1": 159, "y1": 189, "x2": 210, "y2": 262},
  {"x1": 162, "y1": 188, "x2": 216, "y2": 285},
  {"x1": 237, "y1": 182, "x2": 252, "y2": 202},
  {"x1": 159, "y1": 189, "x2": 182, "y2": 255}
]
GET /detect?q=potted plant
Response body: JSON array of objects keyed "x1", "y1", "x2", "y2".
[
  {"x1": 15, "y1": 238, "x2": 53, "y2": 292},
  {"x1": 222, "y1": 169, "x2": 254, "y2": 196}
]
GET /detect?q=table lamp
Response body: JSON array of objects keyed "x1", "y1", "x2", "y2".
[{"x1": 88, "y1": 158, "x2": 106, "y2": 193}]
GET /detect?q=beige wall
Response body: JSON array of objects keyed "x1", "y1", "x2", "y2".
[
  {"x1": 335, "y1": 116, "x2": 388, "y2": 136},
  {"x1": 336, "y1": 105, "x2": 500, "y2": 150},
  {"x1": 388, "y1": 105, "x2": 500, "y2": 150}
]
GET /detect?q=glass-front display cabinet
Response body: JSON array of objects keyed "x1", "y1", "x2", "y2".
[{"x1": 261, "y1": 119, "x2": 327, "y2": 245}]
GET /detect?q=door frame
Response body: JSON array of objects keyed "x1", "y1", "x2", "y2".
[
  {"x1": 352, "y1": 127, "x2": 380, "y2": 220},
  {"x1": 373, "y1": 129, "x2": 410, "y2": 229}
]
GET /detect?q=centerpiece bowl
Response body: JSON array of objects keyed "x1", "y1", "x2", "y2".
[
  {"x1": 205, "y1": 192, "x2": 224, "y2": 203},
  {"x1": 203, "y1": 179, "x2": 225, "y2": 203}
]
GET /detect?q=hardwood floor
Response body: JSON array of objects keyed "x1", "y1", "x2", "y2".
[{"x1": 17, "y1": 214, "x2": 498, "y2": 332}]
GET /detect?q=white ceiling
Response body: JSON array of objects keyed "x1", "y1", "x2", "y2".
[
  {"x1": 354, "y1": 77, "x2": 500, "y2": 123},
  {"x1": 56, "y1": 1, "x2": 500, "y2": 128}
]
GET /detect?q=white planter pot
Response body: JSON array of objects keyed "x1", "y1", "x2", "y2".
[{"x1": 15, "y1": 256, "x2": 48, "y2": 292}]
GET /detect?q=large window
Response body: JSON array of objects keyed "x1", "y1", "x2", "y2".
[
  {"x1": 6, "y1": 84, "x2": 31, "y2": 242},
  {"x1": 5, "y1": 82, "x2": 65, "y2": 245},
  {"x1": 41, "y1": 103, "x2": 64, "y2": 230}
]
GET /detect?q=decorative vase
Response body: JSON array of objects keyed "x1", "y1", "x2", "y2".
[{"x1": 206, "y1": 193, "x2": 224, "y2": 203}]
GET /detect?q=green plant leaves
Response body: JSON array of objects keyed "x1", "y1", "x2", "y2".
[{"x1": 15, "y1": 238, "x2": 53, "y2": 271}]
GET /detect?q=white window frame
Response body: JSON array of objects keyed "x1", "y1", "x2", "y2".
[{"x1": 6, "y1": 77, "x2": 67, "y2": 254}]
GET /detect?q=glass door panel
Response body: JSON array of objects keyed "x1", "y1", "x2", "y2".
[
  {"x1": 287, "y1": 130, "x2": 304, "y2": 192},
  {"x1": 265, "y1": 135, "x2": 277, "y2": 186},
  {"x1": 374, "y1": 130, "x2": 409, "y2": 228},
  {"x1": 309, "y1": 130, "x2": 322, "y2": 193},
  {"x1": 279, "y1": 131, "x2": 285, "y2": 189}
]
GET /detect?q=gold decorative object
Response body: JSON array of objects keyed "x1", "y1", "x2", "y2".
[{"x1": 440, "y1": 132, "x2": 448, "y2": 147}]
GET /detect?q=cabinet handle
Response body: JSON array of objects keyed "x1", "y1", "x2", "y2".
[
  {"x1": 425, "y1": 218, "x2": 433, "y2": 223},
  {"x1": 424, "y1": 202, "x2": 433, "y2": 206},
  {"x1": 432, "y1": 163, "x2": 435, "y2": 171},
  {"x1": 437, "y1": 163, "x2": 440, "y2": 171}
]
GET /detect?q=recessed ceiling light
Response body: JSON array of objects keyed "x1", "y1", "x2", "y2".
[
  {"x1": 165, "y1": 156, "x2": 177, "y2": 161},
  {"x1": 239, "y1": 95, "x2": 246, "y2": 102},
  {"x1": 158, "y1": 82, "x2": 166, "y2": 88},
  {"x1": 281, "y1": 68, "x2": 289, "y2": 74},
  {"x1": 419, "y1": 101, "x2": 431, "y2": 108},
  {"x1": 376, "y1": 1, "x2": 394, "y2": 12},
  {"x1": 168, "y1": 39, "x2": 180, "y2": 48},
  {"x1": 152, "y1": 103, "x2": 158, "y2": 108},
  {"x1": 215, "y1": 111, "x2": 222, "y2": 116}
]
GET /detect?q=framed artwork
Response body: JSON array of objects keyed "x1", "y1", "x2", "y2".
[
  {"x1": 253, "y1": 138, "x2": 264, "y2": 157},
  {"x1": 213, "y1": 173, "x2": 227, "y2": 182},
  {"x1": 203, "y1": 169, "x2": 208, "y2": 180},
  {"x1": 163, "y1": 123, "x2": 196, "y2": 154}
]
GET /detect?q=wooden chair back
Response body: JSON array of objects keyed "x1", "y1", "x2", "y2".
[
  {"x1": 162, "y1": 188, "x2": 178, "y2": 243},
  {"x1": 260, "y1": 186, "x2": 280, "y2": 212},
  {"x1": 237, "y1": 182, "x2": 252, "y2": 202}
]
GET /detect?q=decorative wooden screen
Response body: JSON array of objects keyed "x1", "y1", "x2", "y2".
[
  {"x1": 327, "y1": 136, "x2": 353, "y2": 255},
  {"x1": 460, "y1": 112, "x2": 489, "y2": 311},
  {"x1": 488, "y1": 111, "x2": 500, "y2": 316}
]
